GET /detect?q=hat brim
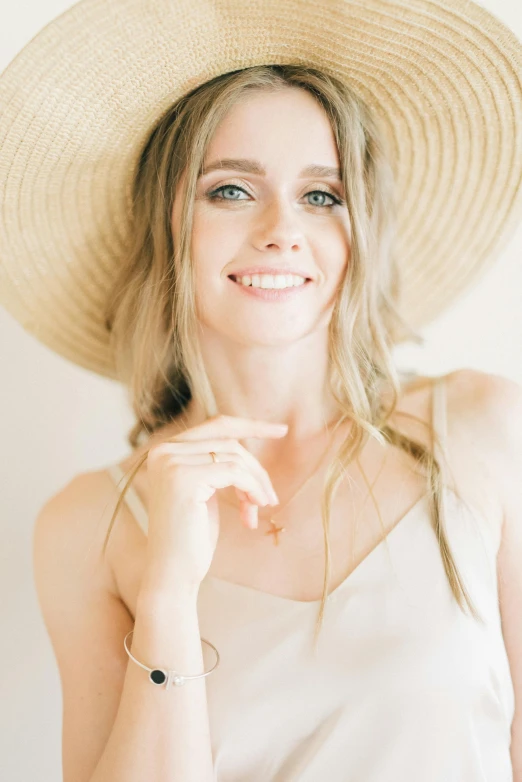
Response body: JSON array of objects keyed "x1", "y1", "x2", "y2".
[{"x1": 1, "y1": 0, "x2": 522, "y2": 378}]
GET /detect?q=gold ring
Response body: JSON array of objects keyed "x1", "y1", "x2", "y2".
[{"x1": 209, "y1": 451, "x2": 218, "y2": 463}]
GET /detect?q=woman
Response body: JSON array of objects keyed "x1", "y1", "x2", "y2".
[{"x1": 1, "y1": 1, "x2": 521, "y2": 780}]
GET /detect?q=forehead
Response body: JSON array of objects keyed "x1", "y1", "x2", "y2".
[{"x1": 203, "y1": 87, "x2": 341, "y2": 172}]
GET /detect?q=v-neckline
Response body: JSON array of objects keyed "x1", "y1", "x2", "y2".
[{"x1": 200, "y1": 489, "x2": 436, "y2": 606}]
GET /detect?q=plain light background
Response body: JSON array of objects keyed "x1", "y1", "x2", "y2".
[{"x1": 1, "y1": 1, "x2": 522, "y2": 779}]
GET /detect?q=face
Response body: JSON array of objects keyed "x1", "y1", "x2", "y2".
[{"x1": 172, "y1": 86, "x2": 351, "y2": 347}]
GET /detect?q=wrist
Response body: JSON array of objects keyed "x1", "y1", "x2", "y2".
[{"x1": 137, "y1": 575, "x2": 200, "y2": 612}]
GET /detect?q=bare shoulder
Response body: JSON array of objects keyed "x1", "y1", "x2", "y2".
[
  {"x1": 443, "y1": 368, "x2": 522, "y2": 525},
  {"x1": 444, "y1": 367, "x2": 522, "y2": 464},
  {"x1": 446, "y1": 365, "x2": 521, "y2": 415},
  {"x1": 390, "y1": 368, "x2": 521, "y2": 530},
  {"x1": 33, "y1": 471, "x2": 117, "y2": 588},
  {"x1": 33, "y1": 467, "x2": 136, "y2": 599}
]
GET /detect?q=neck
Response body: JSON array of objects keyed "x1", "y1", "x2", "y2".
[{"x1": 182, "y1": 327, "x2": 344, "y2": 457}]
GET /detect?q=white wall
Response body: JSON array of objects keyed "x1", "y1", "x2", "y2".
[{"x1": 1, "y1": 1, "x2": 521, "y2": 779}]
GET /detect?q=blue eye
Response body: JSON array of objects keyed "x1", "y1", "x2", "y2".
[
  {"x1": 208, "y1": 185, "x2": 248, "y2": 201},
  {"x1": 306, "y1": 190, "x2": 343, "y2": 207},
  {"x1": 207, "y1": 184, "x2": 344, "y2": 207}
]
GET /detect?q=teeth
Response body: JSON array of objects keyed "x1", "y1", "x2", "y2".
[{"x1": 235, "y1": 273, "x2": 306, "y2": 289}]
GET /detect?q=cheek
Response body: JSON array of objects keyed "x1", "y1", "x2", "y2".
[
  {"x1": 317, "y1": 224, "x2": 350, "y2": 282},
  {"x1": 190, "y1": 211, "x2": 239, "y2": 319},
  {"x1": 190, "y1": 236, "x2": 224, "y2": 303},
  {"x1": 191, "y1": 206, "x2": 244, "y2": 273}
]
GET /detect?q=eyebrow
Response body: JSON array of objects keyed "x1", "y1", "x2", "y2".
[{"x1": 199, "y1": 158, "x2": 342, "y2": 180}]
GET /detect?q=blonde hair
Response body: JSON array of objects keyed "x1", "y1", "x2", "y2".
[{"x1": 103, "y1": 64, "x2": 482, "y2": 645}]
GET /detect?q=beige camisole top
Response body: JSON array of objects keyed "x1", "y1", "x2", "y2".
[{"x1": 106, "y1": 376, "x2": 515, "y2": 781}]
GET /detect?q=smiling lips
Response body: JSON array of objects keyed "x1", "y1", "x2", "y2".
[
  {"x1": 230, "y1": 272, "x2": 307, "y2": 289},
  {"x1": 228, "y1": 274, "x2": 311, "y2": 301}
]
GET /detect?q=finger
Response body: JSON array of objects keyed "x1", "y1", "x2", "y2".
[
  {"x1": 231, "y1": 443, "x2": 279, "y2": 504},
  {"x1": 234, "y1": 489, "x2": 259, "y2": 529},
  {"x1": 149, "y1": 450, "x2": 273, "y2": 506},
  {"x1": 151, "y1": 439, "x2": 279, "y2": 503},
  {"x1": 187, "y1": 461, "x2": 272, "y2": 510},
  {"x1": 240, "y1": 501, "x2": 259, "y2": 530}
]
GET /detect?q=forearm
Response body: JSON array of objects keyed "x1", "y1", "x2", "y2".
[{"x1": 90, "y1": 587, "x2": 215, "y2": 782}]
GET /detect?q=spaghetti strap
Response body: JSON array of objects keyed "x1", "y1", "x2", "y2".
[
  {"x1": 106, "y1": 463, "x2": 149, "y2": 534},
  {"x1": 431, "y1": 375, "x2": 447, "y2": 449},
  {"x1": 431, "y1": 375, "x2": 449, "y2": 484}
]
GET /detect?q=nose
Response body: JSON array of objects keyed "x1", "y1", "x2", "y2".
[{"x1": 252, "y1": 196, "x2": 305, "y2": 253}]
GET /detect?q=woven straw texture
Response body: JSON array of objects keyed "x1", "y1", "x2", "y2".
[{"x1": 1, "y1": 0, "x2": 522, "y2": 379}]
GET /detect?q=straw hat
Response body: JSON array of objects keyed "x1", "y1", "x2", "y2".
[{"x1": 1, "y1": 0, "x2": 522, "y2": 379}]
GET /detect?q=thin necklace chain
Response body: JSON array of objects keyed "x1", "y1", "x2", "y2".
[{"x1": 219, "y1": 420, "x2": 349, "y2": 545}]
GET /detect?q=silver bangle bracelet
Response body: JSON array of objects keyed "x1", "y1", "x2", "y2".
[{"x1": 124, "y1": 629, "x2": 220, "y2": 690}]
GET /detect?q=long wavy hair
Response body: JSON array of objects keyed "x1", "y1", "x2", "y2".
[{"x1": 102, "y1": 64, "x2": 482, "y2": 646}]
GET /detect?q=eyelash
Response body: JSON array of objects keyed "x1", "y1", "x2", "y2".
[{"x1": 206, "y1": 184, "x2": 345, "y2": 208}]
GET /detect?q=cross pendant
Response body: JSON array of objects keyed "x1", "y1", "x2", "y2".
[{"x1": 265, "y1": 518, "x2": 286, "y2": 545}]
